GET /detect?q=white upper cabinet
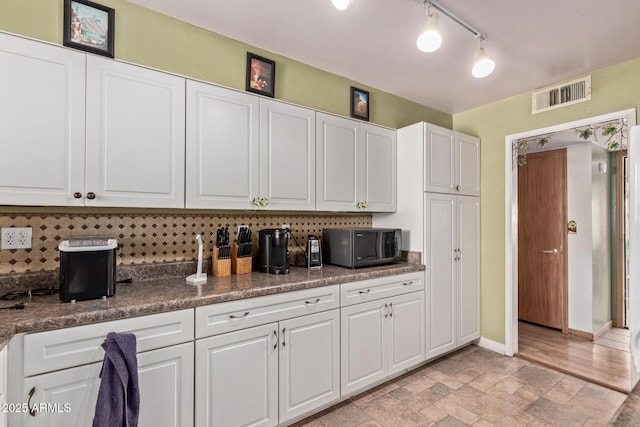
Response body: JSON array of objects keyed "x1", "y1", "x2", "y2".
[
  {"x1": 316, "y1": 113, "x2": 361, "y2": 211},
  {"x1": 424, "y1": 123, "x2": 480, "y2": 196},
  {"x1": 259, "y1": 99, "x2": 316, "y2": 210},
  {"x1": 317, "y1": 113, "x2": 396, "y2": 212},
  {"x1": 362, "y1": 124, "x2": 397, "y2": 212},
  {"x1": 86, "y1": 56, "x2": 186, "y2": 208},
  {"x1": 186, "y1": 82, "x2": 315, "y2": 210},
  {"x1": 186, "y1": 80, "x2": 260, "y2": 209},
  {"x1": 0, "y1": 33, "x2": 86, "y2": 206}
]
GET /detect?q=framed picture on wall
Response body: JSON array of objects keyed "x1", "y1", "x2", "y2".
[
  {"x1": 63, "y1": 0, "x2": 115, "y2": 58},
  {"x1": 246, "y1": 52, "x2": 276, "y2": 98},
  {"x1": 350, "y1": 86, "x2": 369, "y2": 121}
]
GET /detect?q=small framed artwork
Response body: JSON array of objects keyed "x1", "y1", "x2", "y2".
[
  {"x1": 63, "y1": 0, "x2": 115, "y2": 58},
  {"x1": 350, "y1": 86, "x2": 370, "y2": 121},
  {"x1": 246, "y1": 52, "x2": 276, "y2": 98}
]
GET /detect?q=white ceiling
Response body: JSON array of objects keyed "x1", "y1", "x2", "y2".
[{"x1": 127, "y1": 0, "x2": 640, "y2": 114}]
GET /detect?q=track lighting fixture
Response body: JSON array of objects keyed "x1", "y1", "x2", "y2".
[
  {"x1": 332, "y1": 0, "x2": 350, "y2": 11},
  {"x1": 471, "y1": 35, "x2": 495, "y2": 78},
  {"x1": 417, "y1": 0, "x2": 496, "y2": 78},
  {"x1": 416, "y1": 2, "x2": 442, "y2": 53}
]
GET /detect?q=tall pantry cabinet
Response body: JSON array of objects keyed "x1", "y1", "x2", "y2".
[{"x1": 373, "y1": 122, "x2": 481, "y2": 361}]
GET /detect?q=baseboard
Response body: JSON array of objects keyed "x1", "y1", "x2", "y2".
[
  {"x1": 568, "y1": 328, "x2": 594, "y2": 341},
  {"x1": 477, "y1": 337, "x2": 506, "y2": 355},
  {"x1": 593, "y1": 320, "x2": 613, "y2": 341}
]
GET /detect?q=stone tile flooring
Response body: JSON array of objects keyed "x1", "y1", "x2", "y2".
[{"x1": 293, "y1": 345, "x2": 627, "y2": 427}]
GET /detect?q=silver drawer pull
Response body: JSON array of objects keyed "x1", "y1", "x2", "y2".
[
  {"x1": 305, "y1": 298, "x2": 321, "y2": 305},
  {"x1": 28, "y1": 386, "x2": 36, "y2": 416},
  {"x1": 542, "y1": 249, "x2": 558, "y2": 254},
  {"x1": 358, "y1": 289, "x2": 371, "y2": 295},
  {"x1": 403, "y1": 281, "x2": 413, "y2": 286},
  {"x1": 229, "y1": 311, "x2": 250, "y2": 319},
  {"x1": 273, "y1": 330, "x2": 278, "y2": 350}
]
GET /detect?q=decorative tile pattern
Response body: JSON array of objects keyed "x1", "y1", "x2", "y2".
[
  {"x1": 0, "y1": 212, "x2": 371, "y2": 274},
  {"x1": 293, "y1": 346, "x2": 627, "y2": 427}
]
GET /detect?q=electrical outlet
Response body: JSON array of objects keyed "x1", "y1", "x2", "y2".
[
  {"x1": 1, "y1": 227, "x2": 32, "y2": 250},
  {"x1": 282, "y1": 224, "x2": 290, "y2": 230}
]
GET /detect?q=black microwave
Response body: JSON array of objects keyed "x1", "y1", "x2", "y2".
[{"x1": 322, "y1": 228, "x2": 401, "y2": 268}]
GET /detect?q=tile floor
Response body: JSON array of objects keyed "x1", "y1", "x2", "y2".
[{"x1": 293, "y1": 345, "x2": 627, "y2": 427}]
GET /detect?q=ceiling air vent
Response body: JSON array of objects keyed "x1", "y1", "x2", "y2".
[{"x1": 531, "y1": 76, "x2": 591, "y2": 114}]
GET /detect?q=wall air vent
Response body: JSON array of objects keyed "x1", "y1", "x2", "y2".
[{"x1": 531, "y1": 76, "x2": 591, "y2": 114}]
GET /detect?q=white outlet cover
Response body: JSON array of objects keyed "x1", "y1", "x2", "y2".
[{"x1": 1, "y1": 227, "x2": 32, "y2": 250}]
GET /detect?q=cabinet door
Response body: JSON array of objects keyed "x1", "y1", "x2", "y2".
[
  {"x1": 138, "y1": 343, "x2": 194, "y2": 427},
  {"x1": 186, "y1": 81, "x2": 260, "y2": 209},
  {"x1": 279, "y1": 310, "x2": 340, "y2": 423},
  {"x1": 424, "y1": 193, "x2": 457, "y2": 359},
  {"x1": 340, "y1": 299, "x2": 386, "y2": 395},
  {"x1": 260, "y1": 100, "x2": 316, "y2": 210},
  {"x1": 457, "y1": 196, "x2": 481, "y2": 345},
  {"x1": 20, "y1": 345, "x2": 194, "y2": 427},
  {"x1": 388, "y1": 292, "x2": 425, "y2": 375},
  {"x1": 0, "y1": 33, "x2": 85, "y2": 206},
  {"x1": 316, "y1": 113, "x2": 361, "y2": 211},
  {"x1": 195, "y1": 323, "x2": 278, "y2": 427},
  {"x1": 0, "y1": 347, "x2": 6, "y2": 427},
  {"x1": 85, "y1": 56, "x2": 186, "y2": 208},
  {"x1": 455, "y1": 133, "x2": 480, "y2": 196},
  {"x1": 361, "y1": 124, "x2": 397, "y2": 212},
  {"x1": 424, "y1": 124, "x2": 455, "y2": 194}
]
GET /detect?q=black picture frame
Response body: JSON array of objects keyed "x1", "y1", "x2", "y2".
[
  {"x1": 246, "y1": 52, "x2": 276, "y2": 98},
  {"x1": 63, "y1": 0, "x2": 115, "y2": 58},
  {"x1": 350, "y1": 86, "x2": 370, "y2": 121}
]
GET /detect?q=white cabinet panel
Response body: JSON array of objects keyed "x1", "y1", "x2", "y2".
[
  {"x1": 279, "y1": 310, "x2": 340, "y2": 423},
  {"x1": 20, "y1": 344, "x2": 193, "y2": 427},
  {"x1": 260, "y1": 100, "x2": 316, "y2": 210},
  {"x1": 316, "y1": 113, "x2": 361, "y2": 211},
  {"x1": 195, "y1": 323, "x2": 279, "y2": 427},
  {"x1": 85, "y1": 56, "x2": 186, "y2": 208},
  {"x1": 457, "y1": 196, "x2": 481, "y2": 345},
  {"x1": 340, "y1": 299, "x2": 387, "y2": 395},
  {"x1": 137, "y1": 343, "x2": 194, "y2": 427},
  {"x1": 424, "y1": 125, "x2": 456, "y2": 194},
  {"x1": 186, "y1": 80, "x2": 260, "y2": 209},
  {"x1": 424, "y1": 193, "x2": 457, "y2": 359},
  {"x1": 388, "y1": 292, "x2": 425, "y2": 375},
  {"x1": 456, "y1": 133, "x2": 481, "y2": 196},
  {"x1": 0, "y1": 33, "x2": 86, "y2": 206},
  {"x1": 362, "y1": 124, "x2": 397, "y2": 212}
]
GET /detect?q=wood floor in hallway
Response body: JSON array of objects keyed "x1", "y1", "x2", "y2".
[{"x1": 517, "y1": 321, "x2": 632, "y2": 394}]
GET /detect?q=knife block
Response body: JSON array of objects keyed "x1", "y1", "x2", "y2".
[
  {"x1": 231, "y1": 243, "x2": 252, "y2": 275},
  {"x1": 212, "y1": 246, "x2": 231, "y2": 277}
]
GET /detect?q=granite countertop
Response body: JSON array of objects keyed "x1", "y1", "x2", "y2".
[{"x1": 0, "y1": 262, "x2": 424, "y2": 349}]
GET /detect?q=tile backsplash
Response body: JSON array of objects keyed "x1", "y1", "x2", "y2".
[{"x1": 0, "y1": 212, "x2": 371, "y2": 275}]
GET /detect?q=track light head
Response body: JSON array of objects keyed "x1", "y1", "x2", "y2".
[
  {"x1": 331, "y1": 0, "x2": 350, "y2": 11},
  {"x1": 471, "y1": 36, "x2": 495, "y2": 78},
  {"x1": 417, "y1": 12, "x2": 442, "y2": 53}
]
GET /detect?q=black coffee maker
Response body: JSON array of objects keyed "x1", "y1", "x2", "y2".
[{"x1": 257, "y1": 229, "x2": 290, "y2": 274}]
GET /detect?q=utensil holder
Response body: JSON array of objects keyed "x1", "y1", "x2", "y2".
[
  {"x1": 212, "y1": 246, "x2": 231, "y2": 277},
  {"x1": 231, "y1": 243, "x2": 252, "y2": 275}
]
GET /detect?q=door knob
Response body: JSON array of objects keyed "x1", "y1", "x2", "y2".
[{"x1": 542, "y1": 249, "x2": 558, "y2": 254}]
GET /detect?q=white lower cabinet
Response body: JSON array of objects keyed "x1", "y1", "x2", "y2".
[
  {"x1": 20, "y1": 343, "x2": 193, "y2": 427},
  {"x1": 0, "y1": 346, "x2": 6, "y2": 427},
  {"x1": 195, "y1": 309, "x2": 340, "y2": 427},
  {"x1": 340, "y1": 291, "x2": 425, "y2": 396}
]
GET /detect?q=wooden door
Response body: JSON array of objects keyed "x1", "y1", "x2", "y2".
[{"x1": 518, "y1": 149, "x2": 567, "y2": 330}]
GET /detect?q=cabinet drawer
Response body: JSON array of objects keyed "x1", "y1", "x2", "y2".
[
  {"x1": 196, "y1": 285, "x2": 339, "y2": 338},
  {"x1": 340, "y1": 272, "x2": 424, "y2": 306},
  {"x1": 23, "y1": 309, "x2": 194, "y2": 377}
]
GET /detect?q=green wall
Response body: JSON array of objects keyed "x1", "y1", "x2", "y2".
[
  {"x1": 0, "y1": 0, "x2": 450, "y2": 129},
  {"x1": 453, "y1": 57, "x2": 640, "y2": 344}
]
